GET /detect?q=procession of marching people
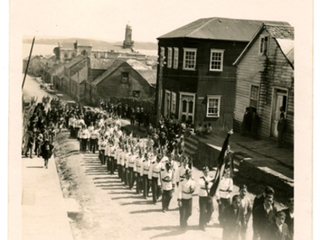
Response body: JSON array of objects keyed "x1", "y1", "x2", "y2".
[{"x1": 23, "y1": 96, "x2": 294, "y2": 240}]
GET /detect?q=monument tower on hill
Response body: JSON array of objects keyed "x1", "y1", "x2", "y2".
[{"x1": 123, "y1": 22, "x2": 134, "y2": 49}]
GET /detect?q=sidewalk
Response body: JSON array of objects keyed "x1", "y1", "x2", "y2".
[
  {"x1": 199, "y1": 130, "x2": 293, "y2": 179},
  {"x1": 22, "y1": 155, "x2": 74, "y2": 240}
]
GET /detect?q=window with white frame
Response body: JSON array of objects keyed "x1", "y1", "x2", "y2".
[
  {"x1": 167, "y1": 47, "x2": 172, "y2": 68},
  {"x1": 183, "y1": 48, "x2": 197, "y2": 70},
  {"x1": 210, "y1": 49, "x2": 224, "y2": 71},
  {"x1": 171, "y1": 92, "x2": 176, "y2": 113},
  {"x1": 207, "y1": 95, "x2": 221, "y2": 117},
  {"x1": 173, "y1": 47, "x2": 179, "y2": 69},
  {"x1": 259, "y1": 36, "x2": 269, "y2": 55},
  {"x1": 249, "y1": 85, "x2": 259, "y2": 108}
]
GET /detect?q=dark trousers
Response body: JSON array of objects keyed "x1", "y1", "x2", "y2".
[
  {"x1": 128, "y1": 167, "x2": 135, "y2": 189},
  {"x1": 180, "y1": 198, "x2": 192, "y2": 228},
  {"x1": 124, "y1": 167, "x2": 128, "y2": 185},
  {"x1": 218, "y1": 197, "x2": 231, "y2": 223},
  {"x1": 69, "y1": 126, "x2": 74, "y2": 138},
  {"x1": 143, "y1": 175, "x2": 150, "y2": 198},
  {"x1": 199, "y1": 196, "x2": 214, "y2": 228},
  {"x1": 121, "y1": 165, "x2": 125, "y2": 182},
  {"x1": 118, "y1": 164, "x2": 122, "y2": 178},
  {"x1": 109, "y1": 157, "x2": 115, "y2": 174},
  {"x1": 106, "y1": 156, "x2": 110, "y2": 171},
  {"x1": 90, "y1": 138, "x2": 98, "y2": 153},
  {"x1": 135, "y1": 173, "x2": 143, "y2": 194},
  {"x1": 99, "y1": 150, "x2": 105, "y2": 164},
  {"x1": 81, "y1": 138, "x2": 88, "y2": 152},
  {"x1": 113, "y1": 158, "x2": 117, "y2": 171},
  {"x1": 151, "y1": 177, "x2": 161, "y2": 203},
  {"x1": 162, "y1": 189, "x2": 173, "y2": 211},
  {"x1": 74, "y1": 127, "x2": 80, "y2": 138}
]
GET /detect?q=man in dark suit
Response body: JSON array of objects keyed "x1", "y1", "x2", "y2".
[
  {"x1": 252, "y1": 194, "x2": 277, "y2": 240},
  {"x1": 283, "y1": 198, "x2": 294, "y2": 240},
  {"x1": 220, "y1": 195, "x2": 243, "y2": 240},
  {"x1": 262, "y1": 211, "x2": 290, "y2": 240},
  {"x1": 253, "y1": 186, "x2": 275, "y2": 211}
]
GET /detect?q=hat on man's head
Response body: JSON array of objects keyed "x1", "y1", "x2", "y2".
[{"x1": 202, "y1": 166, "x2": 209, "y2": 172}]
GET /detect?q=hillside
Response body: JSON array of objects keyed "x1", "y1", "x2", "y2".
[{"x1": 22, "y1": 37, "x2": 158, "y2": 51}]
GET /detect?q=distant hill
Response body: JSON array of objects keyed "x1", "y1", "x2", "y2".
[{"x1": 22, "y1": 37, "x2": 158, "y2": 51}]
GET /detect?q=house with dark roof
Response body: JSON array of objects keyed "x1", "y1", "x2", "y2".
[
  {"x1": 63, "y1": 55, "x2": 91, "y2": 102},
  {"x1": 85, "y1": 59, "x2": 156, "y2": 105},
  {"x1": 233, "y1": 24, "x2": 294, "y2": 144},
  {"x1": 156, "y1": 17, "x2": 291, "y2": 130}
]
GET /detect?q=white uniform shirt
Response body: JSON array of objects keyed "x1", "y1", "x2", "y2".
[
  {"x1": 120, "y1": 151, "x2": 125, "y2": 166},
  {"x1": 198, "y1": 175, "x2": 214, "y2": 197},
  {"x1": 160, "y1": 168, "x2": 175, "y2": 191},
  {"x1": 100, "y1": 139, "x2": 107, "y2": 150},
  {"x1": 142, "y1": 159, "x2": 151, "y2": 175},
  {"x1": 124, "y1": 152, "x2": 131, "y2": 168},
  {"x1": 175, "y1": 165, "x2": 189, "y2": 184},
  {"x1": 128, "y1": 154, "x2": 136, "y2": 168},
  {"x1": 216, "y1": 177, "x2": 233, "y2": 199},
  {"x1": 104, "y1": 144, "x2": 109, "y2": 156},
  {"x1": 178, "y1": 178, "x2": 196, "y2": 200},
  {"x1": 148, "y1": 160, "x2": 162, "y2": 179},
  {"x1": 88, "y1": 126, "x2": 94, "y2": 135},
  {"x1": 109, "y1": 145, "x2": 115, "y2": 157},
  {"x1": 90, "y1": 129, "x2": 99, "y2": 139},
  {"x1": 134, "y1": 156, "x2": 144, "y2": 173}
]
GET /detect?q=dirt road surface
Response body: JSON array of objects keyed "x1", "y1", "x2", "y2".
[{"x1": 54, "y1": 131, "x2": 256, "y2": 240}]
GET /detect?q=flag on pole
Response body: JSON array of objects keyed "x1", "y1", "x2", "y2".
[{"x1": 209, "y1": 130, "x2": 233, "y2": 197}]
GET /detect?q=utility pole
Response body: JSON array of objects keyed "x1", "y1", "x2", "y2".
[
  {"x1": 156, "y1": 54, "x2": 165, "y2": 127},
  {"x1": 22, "y1": 37, "x2": 35, "y2": 89}
]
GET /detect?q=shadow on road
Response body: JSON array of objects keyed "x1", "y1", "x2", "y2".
[
  {"x1": 120, "y1": 200, "x2": 151, "y2": 205},
  {"x1": 129, "y1": 209, "x2": 163, "y2": 214},
  {"x1": 111, "y1": 195, "x2": 143, "y2": 200}
]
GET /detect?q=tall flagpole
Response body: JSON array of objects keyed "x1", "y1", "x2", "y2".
[{"x1": 22, "y1": 37, "x2": 35, "y2": 89}]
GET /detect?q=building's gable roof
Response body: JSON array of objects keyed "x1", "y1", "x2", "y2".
[
  {"x1": 47, "y1": 64, "x2": 64, "y2": 75},
  {"x1": 91, "y1": 59, "x2": 125, "y2": 85},
  {"x1": 233, "y1": 24, "x2": 294, "y2": 68},
  {"x1": 126, "y1": 59, "x2": 157, "y2": 85},
  {"x1": 70, "y1": 66, "x2": 88, "y2": 83},
  {"x1": 158, "y1": 17, "x2": 290, "y2": 42},
  {"x1": 89, "y1": 58, "x2": 116, "y2": 69},
  {"x1": 92, "y1": 59, "x2": 157, "y2": 86},
  {"x1": 64, "y1": 55, "x2": 86, "y2": 69}
]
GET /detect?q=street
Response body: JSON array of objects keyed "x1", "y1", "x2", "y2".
[
  {"x1": 55, "y1": 131, "x2": 255, "y2": 240},
  {"x1": 22, "y1": 74, "x2": 261, "y2": 240}
]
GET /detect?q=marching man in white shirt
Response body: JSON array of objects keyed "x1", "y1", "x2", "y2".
[
  {"x1": 178, "y1": 168, "x2": 195, "y2": 229},
  {"x1": 134, "y1": 149, "x2": 144, "y2": 194},
  {"x1": 198, "y1": 166, "x2": 214, "y2": 231},
  {"x1": 141, "y1": 152, "x2": 152, "y2": 199},
  {"x1": 160, "y1": 161, "x2": 175, "y2": 213},
  {"x1": 148, "y1": 152, "x2": 163, "y2": 204},
  {"x1": 128, "y1": 147, "x2": 137, "y2": 190},
  {"x1": 216, "y1": 168, "x2": 233, "y2": 224}
]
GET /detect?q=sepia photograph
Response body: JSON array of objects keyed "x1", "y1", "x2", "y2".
[{"x1": 8, "y1": 0, "x2": 313, "y2": 239}]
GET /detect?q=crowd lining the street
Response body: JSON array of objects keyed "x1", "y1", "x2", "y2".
[{"x1": 23, "y1": 96, "x2": 294, "y2": 240}]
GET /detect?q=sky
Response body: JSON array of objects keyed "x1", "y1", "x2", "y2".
[{"x1": 10, "y1": 0, "x2": 311, "y2": 43}]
